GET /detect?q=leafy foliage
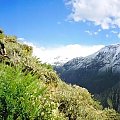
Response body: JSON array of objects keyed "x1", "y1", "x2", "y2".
[{"x1": 0, "y1": 64, "x2": 59, "y2": 120}]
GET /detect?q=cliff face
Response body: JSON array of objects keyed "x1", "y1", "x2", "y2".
[{"x1": 0, "y1": 32, "x2": 120, "y2": 119}]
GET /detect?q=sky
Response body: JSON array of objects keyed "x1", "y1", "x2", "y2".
[{"x1": 1, "y1": 0, "x2": 120, "y2": 64}]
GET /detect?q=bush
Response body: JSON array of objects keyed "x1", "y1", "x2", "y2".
[{"x1": 0, "y1": 63, "x2": 62, "y2": 120}]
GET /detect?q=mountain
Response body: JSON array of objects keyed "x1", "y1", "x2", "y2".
[
  {"x1": 55, "y1": 44, "x2": 120, "y2": 112},
  {"x1": 1, "y1": 30, "x2": 120, "y2": 119}
]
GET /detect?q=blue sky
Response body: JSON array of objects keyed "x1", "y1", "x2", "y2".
[
  {"x1": 1, "y1": 0, "x2": 120, "y2": 46},
  {"x1": 1, "y1": 0, "x2": 120, "y2": 63}
]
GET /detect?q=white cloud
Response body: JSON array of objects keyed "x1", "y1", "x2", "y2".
[
  {"x1": 85, "y1": 29, "x2": 101, "y2": 36},
  {"x1": 111, "y1": 30, "x2": 118, "y2": 34},
  {"x1": 17, "y1": 37, "x2": 25, "y2": 41},
  {"x1": 117, "y1": 33, "x2": 120, "y2": 38},
  {"x1": 19, "y1": 39, "x2": 104, "y2": 64},
  {"x1": 98, "y1": 29, "x2": 101, "y2": 32},
  {"x1": 66, "y1": 0, "x2": 120, "y2": 29},
  {"x1": 33, "y1": 44, "x2": 104, "y2": 64},
  {"x1": 106, "y1": 34, "x2": 109, "y2": 38},
  {"x1": 94, "y1": 32, "x2": 98, "y2": 35},
  {"x1": 109, "y1": 31, "x2": 120, "y2": 38},
  {"x1": 85, "y1": 30, "x2": 93, "y2": 35}
]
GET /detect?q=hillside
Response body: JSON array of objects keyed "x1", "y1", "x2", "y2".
[
  {"x1": 55, "y1": 44, "x2": 120, "y2": 113},
  {"x1": 0, "y1": 31, "x2": 120, "y2": 119}
]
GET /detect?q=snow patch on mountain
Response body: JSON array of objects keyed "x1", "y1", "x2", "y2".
[{"x1": 62, "y1": 44, "x2": 120, "y2": 73}]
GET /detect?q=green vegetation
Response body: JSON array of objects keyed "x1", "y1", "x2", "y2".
[
  {"x1": 95, "y1": 81, "x2": 120, "y2": 113},
  {"x1": 0, "y1": 30, "x2": 120, "y2": 119}
]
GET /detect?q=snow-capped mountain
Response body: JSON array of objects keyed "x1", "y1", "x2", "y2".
[
  {"x1": 55, "y1": 44, "x2": 120, "y2": 112},
  {"x1": 59, "y1": 44, "x2": 120, "y2": 72},
  {"x1": 55, "y1": 44, "x2": 120, "y2": 92}
]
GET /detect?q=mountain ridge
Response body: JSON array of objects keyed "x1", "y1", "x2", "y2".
[{"x1": 55, "y1": 43, "x2": 120, "y2": 112}]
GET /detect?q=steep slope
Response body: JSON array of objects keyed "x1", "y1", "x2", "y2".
[
  {"x1": 55, "y1": 44, "x2": 120, "y2": 112},
  {"x1": 0, "y1": 31, "x2": 120, "y2": 119},
  {"x1": 95, "y1": 81, "x2": 120, "y2": 113}
]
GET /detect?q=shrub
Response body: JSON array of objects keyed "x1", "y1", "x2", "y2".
[{"x1": 0, "y1": 63, "x2": 62, "y2": 120}]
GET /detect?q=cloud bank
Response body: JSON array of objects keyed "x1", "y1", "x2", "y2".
[
  {"x1": 20, "y1": 39, "x2": 104, "y2": 64},
  {"x1": 33, "y1": 44, "x2": 104, "y2": 64},
  {"x1": 66, "y1": 0, "x2": 120, "y2": 29}
]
